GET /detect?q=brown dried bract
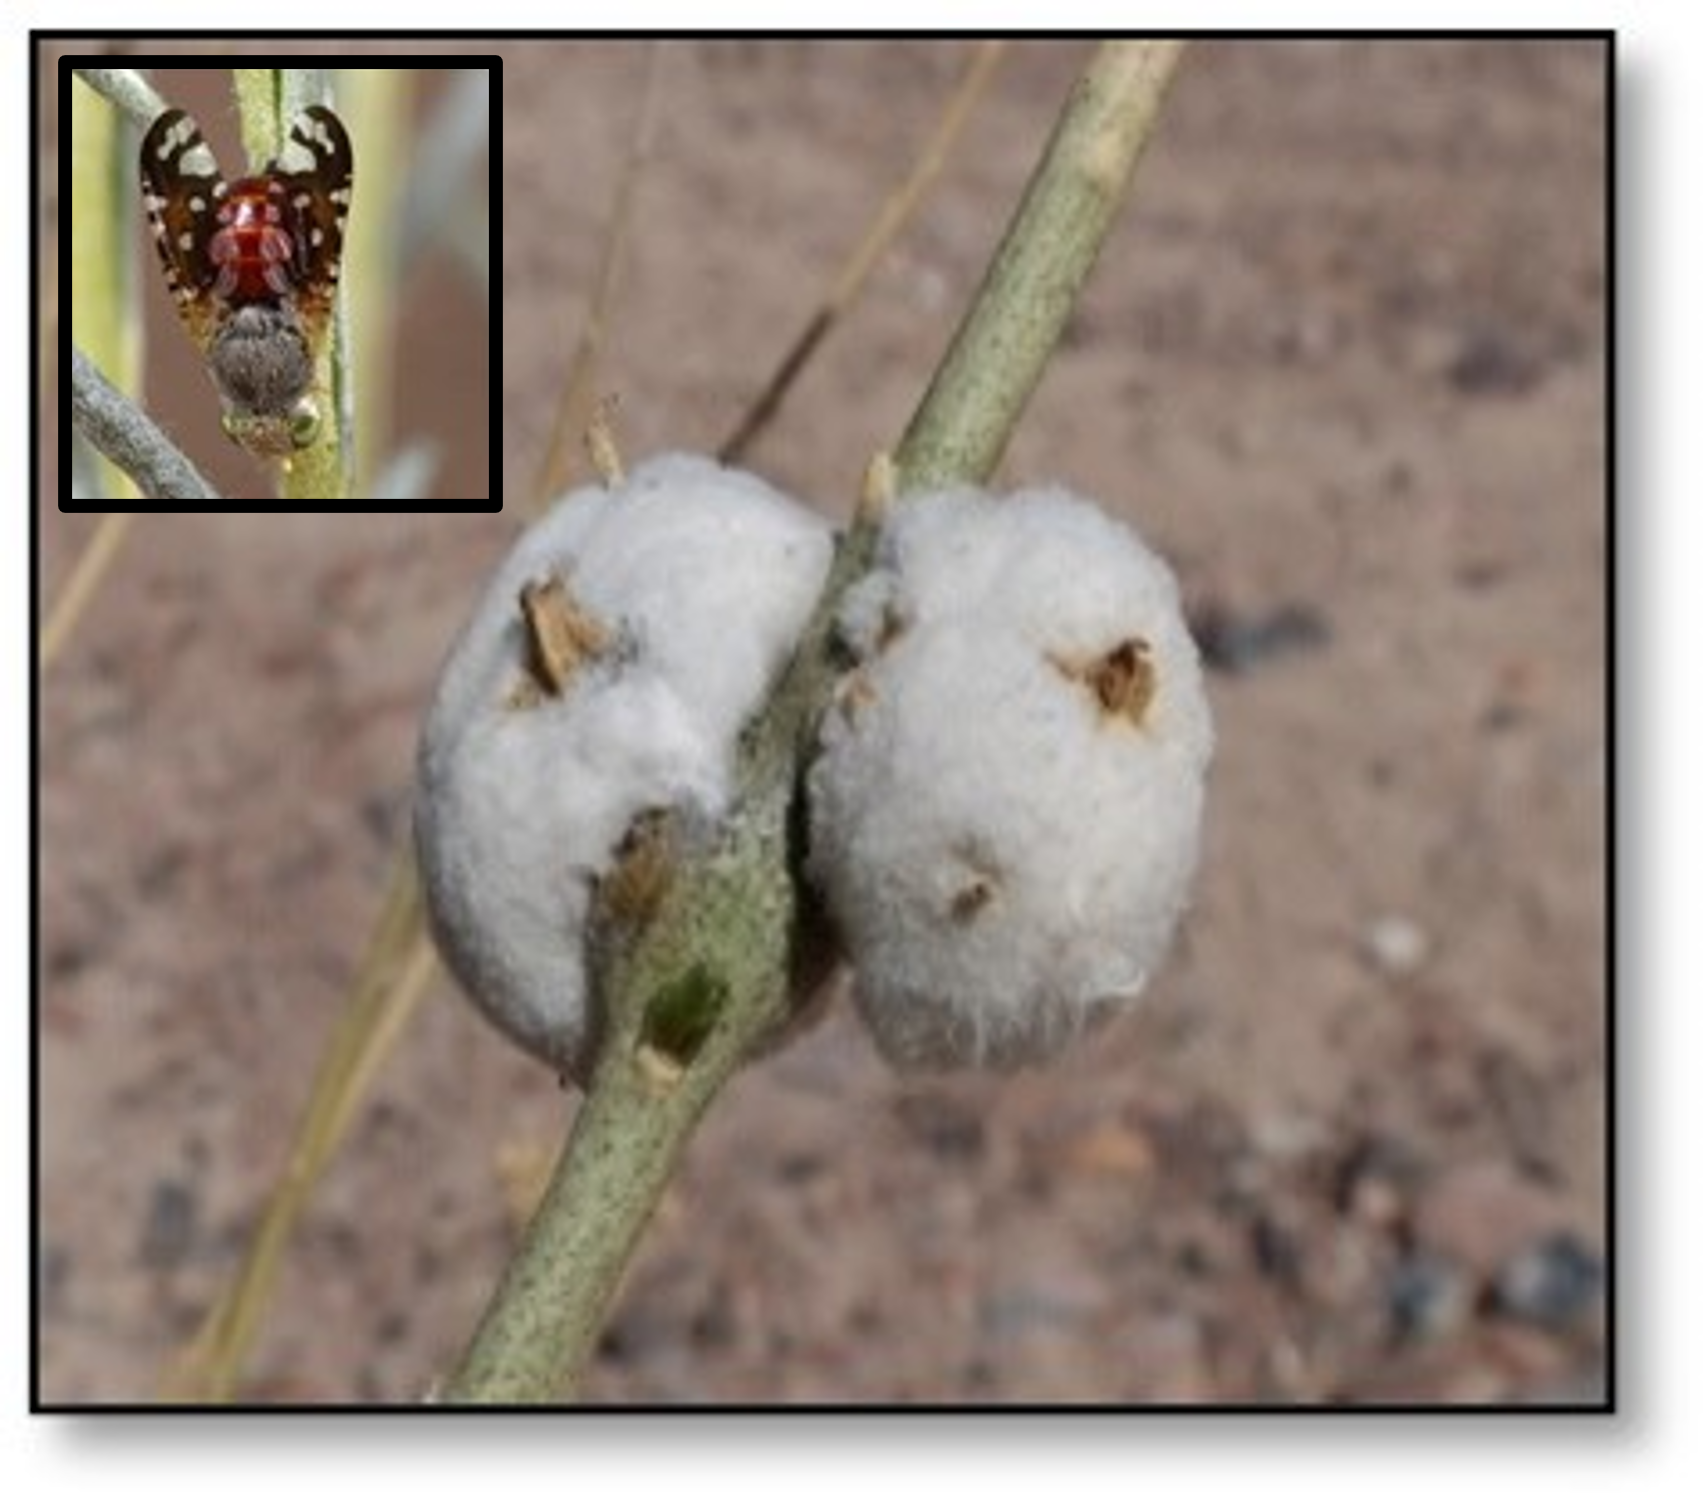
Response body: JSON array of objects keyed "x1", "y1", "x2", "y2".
[
  {"x1": 948, "y1": 876, "x2": 997, "y2": 923},
  {"x1": 585, "y1": 394, "x2": 626, "y2": 487},
  {"x1": 873, "y1": 602, "x2": 910, "y2": 654},
  {"x1": 856, "y1": 449, "x2": 897, "y2": 524},
  {"x1": 598, "y1": 810, "x2": 676, "y2": 931},
  {"x1": 518, "y1": 574, "x2": 612, "y2": 698},
  {"x1": 946, "y1": 841, "x2": 1004, "y2": 924},
  {"x1": 1052, "y1": 636, "x2": 1156, "y2": 729}
]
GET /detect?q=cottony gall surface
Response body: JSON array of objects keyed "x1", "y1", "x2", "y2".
[
  {"x1": 414, "y1": 454, "x2": 833, "y2": 1080},
  {"x1": 809, "y1": 486, "x2": 1213, "y2": 1071}
]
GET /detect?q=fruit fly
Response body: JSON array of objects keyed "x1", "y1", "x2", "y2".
[{"x1": 139, "y1": 104, "x2": 352, "y2": 458}]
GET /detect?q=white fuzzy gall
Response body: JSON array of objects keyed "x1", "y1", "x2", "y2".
[
  {"x1": 808, "y1": 486, "x2": 1213, "y2": 1071},
  {"x1": 415, "y1": 454, "x2": 833, "y2": 1078}
]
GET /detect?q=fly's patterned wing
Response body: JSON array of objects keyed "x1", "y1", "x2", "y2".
[
  {"x1": 267, "y1": 105, "x2": 354, "y2": 351},
  {"x1": 138, "y1": 104, "x2": 352, "y2": 356},
  {"x1": 139, "y1": 107, "x2": 227, "y2": 353}
]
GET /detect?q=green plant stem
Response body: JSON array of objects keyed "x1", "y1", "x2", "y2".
[
  {"x1": 342, "y1": 68, "x2": 409, "y2": 494},
  {"x1": 896, "y1": 40, "x2": 1186, "y2": 490},
  {"x1": 443, "y1": 799, "x2": 797, "y2": 1402},
  {"x1": 232, "y1": 69, "x2": 284, "y2": 170},
  {"x1": 232, "y1": 68, "x2": 352, "y2": 499},
  {"x1": 440, "y1": 39, "x2": 1187, "y2": 1405},
  {"x1": 70, "y1": 76, "x2": 142, "y2": 501}
]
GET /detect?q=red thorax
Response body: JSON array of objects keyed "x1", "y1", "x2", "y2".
[{"x1": 207, "y1": 178, "x2": 296, "y2": 304}]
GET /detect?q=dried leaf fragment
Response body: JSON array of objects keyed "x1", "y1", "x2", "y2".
[
  {"x1": 519, "y1": 574, "x2": 612, "y2": 698},
  {"x1": 1052, "y1": 636, "x2": 1155, "y2": 728}
]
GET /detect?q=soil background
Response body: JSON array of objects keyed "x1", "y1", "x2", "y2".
[{"x1": 39, "y1": 39, "x2": 1608, "y2": 1404}]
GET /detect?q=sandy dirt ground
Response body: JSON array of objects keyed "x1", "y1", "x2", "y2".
[{"x1": 39, "y1": 39, "x2": 1607, "y2": 1404}]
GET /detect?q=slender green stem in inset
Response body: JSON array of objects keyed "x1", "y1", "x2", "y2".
[
  {"x1": 232, "y1": 68, "x2": 285, "y2": 172},
  {"x1": 232, "y1": 68, "x2": 355, "y2": 499},
  {"x1": 341, "y1": 68, "x2": 410, "y2": 494},
  {"x1": 71, "y1": 74, "x2": 144, "y2": 502},
  {"x1": 441, "y1": 40, "x2": 1188, "y2": 1404}
]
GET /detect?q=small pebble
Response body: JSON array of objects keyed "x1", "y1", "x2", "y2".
[
  {"x1": 1363, "y1": 914, "x2": 1430, "y2": 978},
  {"x1": 892, "y1": 1091, "x2": 986, "y2": 1162},
  {"x1": 1249, "y1": 1211, "x2": 1305, "y2": 1284},
  {"x1": 1387, "y1": 1250, "x2": 1473, "y2": 1341},
  {"x1": 138, "y1": 1178, "x2": 198, "y2": 1268},
  {"x1": 1445, "y1": 325, "x2": 1544, "y2": 396},
  {"x1": 1494, "y1": 1232, "x2": 1605, "y2": 1331},
  {"x1": 1248, "y1": 1109, "x2": 1330, "y2": 1163},
  {"x1": 1058, "y1": 1121, "x2": 1157, "y2": 1180},
  {"x1": 1191, "y1": 601, "x2": 1330, "y2": 676}
]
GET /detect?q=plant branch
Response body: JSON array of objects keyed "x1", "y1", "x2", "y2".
[
  {"x1": 73, "y1": 68, "x2": 166, "y2": 129},
  {"x1": 895, "y1": 40, "x2": 1186, "y2": 490},
  {"x1": 70, "y1": 345, "x2": 220, "y2": 500},
  {"x1": 232, "y1": 68, "x2": 353, "y2": 498},
  {"x1": 232, "y1": 68, "x2": 285, "y2": 172},
  {"x1": 440, "y1": 40, "x2": 1187, "y2": 1404},
  {"x1": 342, "y1": 68, "x2": 411, "y2": 492}
]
